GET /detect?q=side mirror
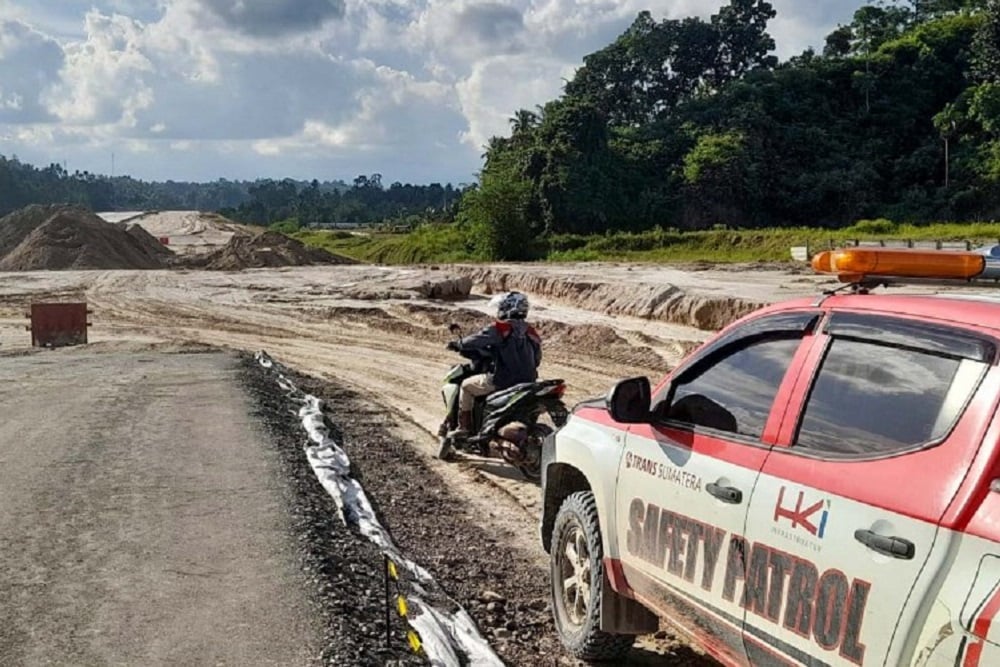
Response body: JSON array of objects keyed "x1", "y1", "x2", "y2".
[
  {"x1": 448, "y1": 323, "x2": 461, "y2": 335},
  {"x1": 606, "y1": 377, "x2": 652, "y2": 424}
]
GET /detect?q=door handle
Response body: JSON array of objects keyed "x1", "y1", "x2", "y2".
[
  {"x1": 706, "y1": 483, "x2": 742, "y2": 504},
  {"x1": 854, "y1": 529, "x2": 915, "y2": 560}
]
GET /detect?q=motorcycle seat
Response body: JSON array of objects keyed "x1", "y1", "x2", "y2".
[{"x1": 486, "y1": 379, "x2": 566, "y2": 406}]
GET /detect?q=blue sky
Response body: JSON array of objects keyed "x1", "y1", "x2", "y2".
[{"x1": 0, "y1": 0, "x2": 861, "y2": 185}]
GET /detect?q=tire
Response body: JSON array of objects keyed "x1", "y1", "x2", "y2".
[
  {"x1": 550, "y1": 491, "x2": 635, "y2": 662},
  {"x1": 517, "y1": 423, "x2": 551, "y2": 482}
]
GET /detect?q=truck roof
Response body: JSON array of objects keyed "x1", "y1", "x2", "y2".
[{"x1": 756, "y1": 291, "x2": 1000, "y2": 333}]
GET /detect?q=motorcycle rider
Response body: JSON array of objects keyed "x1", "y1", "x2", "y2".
[{"x1": 446, "y1": 291, "x2": 542, "y2": 438}]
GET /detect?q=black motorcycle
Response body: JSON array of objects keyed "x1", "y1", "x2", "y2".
[{"x1": 437, "y1": 324, "x2": 569, "y2": 481}]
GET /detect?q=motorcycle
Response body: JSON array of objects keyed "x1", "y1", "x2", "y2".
[{"x1": 437, "y1": 323, "x2": 569, "y2": 481}]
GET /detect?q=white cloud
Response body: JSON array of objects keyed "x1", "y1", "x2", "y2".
[
  {"x1": 42, "y1": 11, "x2": 154, "y2": 126},
  {"x1": 0, "y1": 0, "x2": 863, "y2": 183},
  {"x1": 456, "y1": 54, "x2": 575, "y2": 151},
  {"x1": 0, "y1": 19, "x2": 64, "y2": 123}
]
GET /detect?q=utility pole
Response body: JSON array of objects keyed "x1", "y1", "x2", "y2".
[
  {"x1": 944, "y1": 136, "x2": 949, "y2": 188},
  {"x1": 944, "y1": 120, "x2": 955, "y2": 189}
]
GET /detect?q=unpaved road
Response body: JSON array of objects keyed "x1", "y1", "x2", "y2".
[
  {"x1": 0, "y1": 264, "x2": 830, "y2": 509},
  {"x1": 0, "y1": 261, "x2": 839, "y2": 664},
  {"x1": 119, "y1": 210, "x2": 254, "y2": 255},
  {"x1": 0, "y1": 347, "x2": 320, "y2": 665}
]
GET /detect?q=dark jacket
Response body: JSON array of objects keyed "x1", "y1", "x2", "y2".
[{"x1": 459, "y1": 320, "x2": 542, "y2": 389}]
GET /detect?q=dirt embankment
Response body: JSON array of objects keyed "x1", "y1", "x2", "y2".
[
  {"x1": 457, "y1": 266, "x2": 763, "y2": 331},
  {"x1": 342, "y1": 275, "x2": 472, "y2": 301},
  {"x1": 318, "y1": 302, "x2": 670, "y2": 375},
  {"x1": 181, "y1": 231, "x2": 358, "y2": 271}
]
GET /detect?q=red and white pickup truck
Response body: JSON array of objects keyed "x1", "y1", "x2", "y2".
[{"x1": 540, "y1": 248, "x2": 1000, "y2": 666}]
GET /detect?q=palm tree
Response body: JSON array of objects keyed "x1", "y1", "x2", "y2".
[
  {"x1": 481, "y1": 136, "x2": 510, "y2": 162},
  {"x1": 509, "y1": 108, "x2": 539, "y2": 135}
]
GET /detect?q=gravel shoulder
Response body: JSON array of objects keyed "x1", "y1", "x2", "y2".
[
  {"x1": 273, "y1": 359, "x2": 718, "y2": 666},
  {"x1": 0, "y1": 347, "x2": 321, "y2": 666}
]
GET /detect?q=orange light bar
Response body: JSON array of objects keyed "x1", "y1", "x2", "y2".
[{"x1": 812, "y1": 248, "x2": 985, "y2": 282}]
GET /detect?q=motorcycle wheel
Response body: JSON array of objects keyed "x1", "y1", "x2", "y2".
[{"x1": 517, "y1": 423, "x2": 552, "y2": 482}]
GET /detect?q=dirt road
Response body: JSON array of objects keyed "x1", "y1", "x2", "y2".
[
  {"x1": 0, "y1": 265, "x2": 822, "y2": 504},
  {"x1": 0, "y1": 348, "x2": 321, "y2": 665},
  {"x1": 0, "y1": 261, "x2": 835, "y2": 664}
]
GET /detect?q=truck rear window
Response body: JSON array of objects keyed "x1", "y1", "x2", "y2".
[{"x1": 795, "y1": 338, "x2": 986, "y2": 457}]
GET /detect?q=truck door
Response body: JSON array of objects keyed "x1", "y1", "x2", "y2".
[
  {"x1": 742, "y1": 312, "x2": 995, "y2": 666},
  {"x1": 615, "y1": 311, "x2": 819, "y2": 666}
]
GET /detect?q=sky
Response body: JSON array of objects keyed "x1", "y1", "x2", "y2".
[{"x1": 0, "y1": 0, "x2": 862, "y2": 185}]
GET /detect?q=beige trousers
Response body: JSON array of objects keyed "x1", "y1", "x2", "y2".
[{"x1": 459, "y1": 374, "x2": 495, "y2": 412}]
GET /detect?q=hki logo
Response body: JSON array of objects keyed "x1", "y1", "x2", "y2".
[{"x1": 773, "y1": 486, "x2": 830, "y2": 539}]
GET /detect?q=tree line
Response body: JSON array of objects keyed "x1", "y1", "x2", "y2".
[
  {"x1": 456, "y1": 0, "x2": 1000, "y2": 259},
  {"x1": 218, "y1": 174, "x2": 466, "y2": 227},
  {"x1": 0, "y1": 157, "x2": 272, "y2": 216},
  {"x1": 0, "y1": 156, "x2": 465, "y2": 226}
]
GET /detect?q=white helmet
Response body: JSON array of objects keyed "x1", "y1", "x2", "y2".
[{"x1": 493, "y1": 291, "x2": 529, "y2": 320}]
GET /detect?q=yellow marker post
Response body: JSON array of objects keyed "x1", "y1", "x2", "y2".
[{"x1": 407, "y1": 630, "x2": 423, "y2": 654}]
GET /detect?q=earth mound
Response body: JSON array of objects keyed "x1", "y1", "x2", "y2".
[
  {"x1": 122, "y1": 222, "x2": 173, "y2": 257},
  {"x1": 191, "y1": 231, "x2": 357, "y2": 270},
  {"x1": 0, "y1": 204, "x2": 73, "y2": 259},
  {"x1": 0, "y1": 205, "x2": 166, "y2": 271}
]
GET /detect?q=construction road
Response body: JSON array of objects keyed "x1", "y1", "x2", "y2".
[{"x1": 0, "y1": 349, "x2": 321, "y2": 665}]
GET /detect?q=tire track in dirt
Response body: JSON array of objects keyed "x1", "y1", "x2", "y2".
[
  {"x1": 0, "y1": 269, "x2": 690, "y2": 514},
  {"x1": 0, "y1": 266, "x2": 754, "y2": 664}
]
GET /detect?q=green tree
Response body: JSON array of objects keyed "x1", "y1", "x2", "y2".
[
  {"x1": 973, "y1": 0, "x2": 1000, "y2": 81},
  {"x1": 710, "y1": 0, "x2": 778, "y2": 87},
  {"x1": 824, "y1": 25, "x2": 854, "y2": 57},
  {"x1": 682, "y1": 131, "x2": 748, "y2": 226},
  {"x1": 457, "y1": 167, "x2": 536, "y2": 261}
]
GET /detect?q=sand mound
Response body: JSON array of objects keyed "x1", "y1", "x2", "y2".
[
  {"x1": 0, "y1": 204, "x2": 74, "y2": 260},
  {"x1": 190, "y1": 231, "x2": 357, "y2": 271},
  {"x1": 122, "y1": 222, "x2": 173, "y2": 257},
  {"x1": 0, "y1": 205, "x2": 166, "y2": 271}
]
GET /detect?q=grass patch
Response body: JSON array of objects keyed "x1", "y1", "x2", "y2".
[
  {"x1": 294, "y1": 225, "x2": 479, "y2": 264},
  {"x1": 292, "y1": 220, "x2": 1000, "y2": 265}
]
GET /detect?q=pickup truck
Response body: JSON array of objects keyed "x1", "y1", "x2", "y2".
[{"x1": 539, "y1": 248, "x2": 1000, "y2": 666}]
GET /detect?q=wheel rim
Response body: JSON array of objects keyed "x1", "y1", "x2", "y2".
[{"x1": 555, "y1": 521, "x2": 592, "y2": 628}]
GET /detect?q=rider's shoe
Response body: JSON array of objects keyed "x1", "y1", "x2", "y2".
[{"x1": 448, "y1": 410, "x2": 473, "y2": 439}]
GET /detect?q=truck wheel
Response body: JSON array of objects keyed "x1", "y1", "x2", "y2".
[{"x1": 550, "y1": 491, "x2": 635, "y2": 661}]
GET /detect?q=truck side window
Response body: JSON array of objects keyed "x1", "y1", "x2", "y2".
[
  {"x1": 657, "y1": 337, "x2": 802, "y2": 439},
  {"x1": 795, "y1": 338, "x2": 986, "y2": 456}
]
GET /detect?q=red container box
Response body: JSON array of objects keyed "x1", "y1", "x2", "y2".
[{"x1": 28, "y1": 303, "x2": 91, "y2": 347}]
